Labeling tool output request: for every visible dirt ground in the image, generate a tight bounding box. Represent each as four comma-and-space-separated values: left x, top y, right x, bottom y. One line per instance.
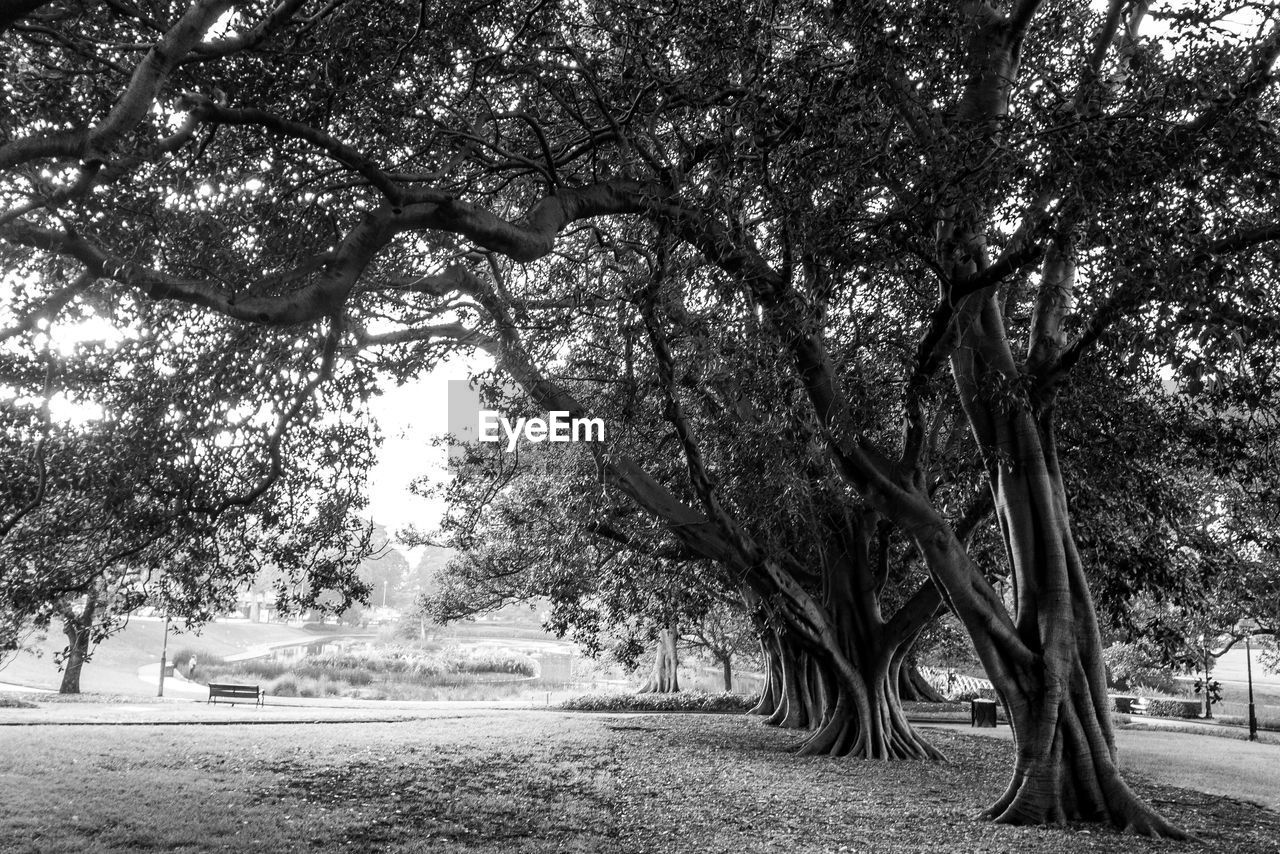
1, 709, 1277, 853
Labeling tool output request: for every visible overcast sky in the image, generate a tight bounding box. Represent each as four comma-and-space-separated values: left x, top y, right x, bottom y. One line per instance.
364, 354, 484, 549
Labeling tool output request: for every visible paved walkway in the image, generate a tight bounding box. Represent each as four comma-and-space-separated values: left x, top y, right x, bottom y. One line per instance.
923, 722, 1280, 812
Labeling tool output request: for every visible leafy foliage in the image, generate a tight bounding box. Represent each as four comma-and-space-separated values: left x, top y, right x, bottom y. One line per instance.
559, 690, 757, 713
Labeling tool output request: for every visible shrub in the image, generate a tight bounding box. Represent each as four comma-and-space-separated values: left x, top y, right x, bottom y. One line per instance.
295, 676, 321, 698
289, 646, 538, 682
269, 674, 299, 697
560, 691, 758, 714
293, 663, 372, 685
454, 650, 538, 677
1137, 695, 1203, 718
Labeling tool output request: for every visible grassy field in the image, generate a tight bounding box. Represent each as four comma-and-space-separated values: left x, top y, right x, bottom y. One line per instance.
0, 619, 337, 694
1, 711, 1277, 853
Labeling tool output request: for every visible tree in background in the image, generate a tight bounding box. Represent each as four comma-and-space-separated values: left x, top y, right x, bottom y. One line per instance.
416, 437, 725, 694
681, 601, 759, 692
356, 522, 411, 611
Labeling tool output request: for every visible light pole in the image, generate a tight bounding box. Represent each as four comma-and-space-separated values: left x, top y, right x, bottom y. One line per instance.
1236, 618, 1259, 742
1197, 633, 1213, 719
157, 614, 171, 697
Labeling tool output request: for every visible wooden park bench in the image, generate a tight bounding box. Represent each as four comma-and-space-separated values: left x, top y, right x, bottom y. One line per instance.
970, 698, 998, 727
1129, 698, 1150, 716
207, 683, 265, 707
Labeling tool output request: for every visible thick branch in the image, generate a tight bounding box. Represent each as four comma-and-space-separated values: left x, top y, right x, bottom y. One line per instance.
185, 0, 309, 60
0, 0, 53, 32
0, 0, 235, 170
181, 95, 428, 204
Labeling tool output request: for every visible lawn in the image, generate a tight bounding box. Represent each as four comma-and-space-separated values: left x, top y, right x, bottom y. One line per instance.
1, 711, 1278, 853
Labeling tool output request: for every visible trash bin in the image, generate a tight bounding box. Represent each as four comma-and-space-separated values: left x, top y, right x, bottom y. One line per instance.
971, 698, 998, 727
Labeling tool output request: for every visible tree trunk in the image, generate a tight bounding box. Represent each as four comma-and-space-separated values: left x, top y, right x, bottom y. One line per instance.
748, 634, 782, 715
796, 653, 941, 759
764, 636, 811, 728
897, 656, 947, 704
59, 623, 91, 694
982, 453, 1182, 833
720, 656, 732, 692
638, 620, 680, 693
58, 583, 102, 695
790, 524, 944, 759
939, 293, 1185, 836
794, 631, 942, 760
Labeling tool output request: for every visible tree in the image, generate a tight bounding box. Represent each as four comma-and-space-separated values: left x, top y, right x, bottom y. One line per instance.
2, 239, 381, 692
682, 602, 759, 692
357, 523, 410, 610
418, 437, 723, 694
0, 381, 377, 691
3, 0, 1280, 835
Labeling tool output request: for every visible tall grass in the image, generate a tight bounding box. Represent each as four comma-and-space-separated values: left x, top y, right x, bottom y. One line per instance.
293, 646, 538, 681
197, 644, 541, 701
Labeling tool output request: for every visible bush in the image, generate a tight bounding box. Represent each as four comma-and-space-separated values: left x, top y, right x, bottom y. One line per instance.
291, 647, 538, 681
454, 650, 538, 677
560, 691, 758, 714
191, 644, 540, 697
269, 674, 299, 697
1137, 695, 1203, 718
293, 663, 372, 685
191, 656, 287, 685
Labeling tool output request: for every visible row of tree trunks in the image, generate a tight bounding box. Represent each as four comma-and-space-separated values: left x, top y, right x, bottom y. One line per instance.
746, 546, 945, 762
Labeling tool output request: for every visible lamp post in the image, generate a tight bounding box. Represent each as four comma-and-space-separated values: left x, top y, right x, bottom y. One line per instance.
157, 614, 171, 697
1197, 633, 1213, 719
1235, 618, 1259, 742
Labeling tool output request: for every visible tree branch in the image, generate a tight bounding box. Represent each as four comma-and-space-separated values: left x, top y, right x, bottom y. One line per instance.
0, 270, 96, 341
0, 0, 236, 170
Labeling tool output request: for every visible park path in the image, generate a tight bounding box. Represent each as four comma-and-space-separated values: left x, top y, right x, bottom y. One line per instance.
924, 722, 1280, 812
